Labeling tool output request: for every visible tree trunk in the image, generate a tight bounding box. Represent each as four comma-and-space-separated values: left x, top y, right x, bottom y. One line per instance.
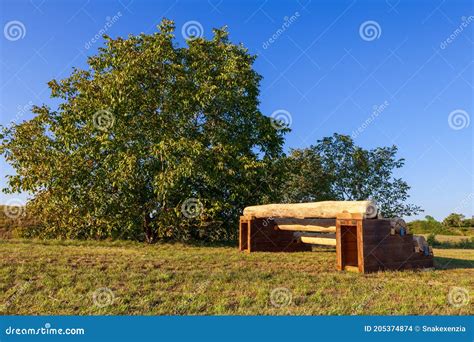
143, 213, 155, 243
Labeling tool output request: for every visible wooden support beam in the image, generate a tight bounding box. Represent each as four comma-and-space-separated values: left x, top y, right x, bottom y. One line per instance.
299, 235, 336, 246
274, 218, 335, 226
273, 218, 336, 233
293, 232, 336, 239
277, 224, 336, 233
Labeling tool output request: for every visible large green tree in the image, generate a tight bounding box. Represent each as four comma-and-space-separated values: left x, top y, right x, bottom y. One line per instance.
0, 19, 286, 242
282, 134, 421, 217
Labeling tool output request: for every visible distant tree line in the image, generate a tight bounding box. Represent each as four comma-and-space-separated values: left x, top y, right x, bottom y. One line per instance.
442, 213, 473, 228
0, 19, 422, 243
408, 214, 473, 236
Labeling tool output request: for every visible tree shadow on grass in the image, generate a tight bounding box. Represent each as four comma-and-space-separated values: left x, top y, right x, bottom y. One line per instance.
434, 256, 474, 270
175, 239, 237, 248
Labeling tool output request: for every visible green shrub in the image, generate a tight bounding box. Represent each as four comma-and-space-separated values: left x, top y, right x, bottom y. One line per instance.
426, 233, 437, 246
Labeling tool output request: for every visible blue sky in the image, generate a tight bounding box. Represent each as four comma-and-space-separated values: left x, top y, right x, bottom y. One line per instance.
0, 0, 472, 220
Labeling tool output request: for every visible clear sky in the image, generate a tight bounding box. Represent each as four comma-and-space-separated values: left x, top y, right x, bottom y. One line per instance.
0, 0, 472, 220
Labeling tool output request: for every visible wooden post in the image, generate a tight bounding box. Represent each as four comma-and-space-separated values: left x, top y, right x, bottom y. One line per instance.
357, 219, 364, 273
239, 216, 249, 252
336, 219, 342, 271
336, 213, 363, 273
247, 216, 253, 253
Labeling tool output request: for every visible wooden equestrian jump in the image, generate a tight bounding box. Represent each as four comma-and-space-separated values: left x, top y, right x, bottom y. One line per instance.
239, 202, 433, 273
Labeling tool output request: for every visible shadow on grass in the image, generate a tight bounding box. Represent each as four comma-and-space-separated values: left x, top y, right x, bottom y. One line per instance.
434, 256, 474, 270
174, 239, 237, 248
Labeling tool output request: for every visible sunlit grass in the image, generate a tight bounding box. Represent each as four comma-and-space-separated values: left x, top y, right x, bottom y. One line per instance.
0, 239, 472, 315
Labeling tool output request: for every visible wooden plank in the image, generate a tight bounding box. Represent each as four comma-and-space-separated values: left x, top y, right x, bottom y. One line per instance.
243, 201, 378, 219
294, 232, 336, 239
299, 236, 337, 246
276, 224, 336, 233
364, 258, 434, 272
364, 245, 419, 261
364, 239, 418, 252
274, 218, 335, 226
361, 233, 413, 244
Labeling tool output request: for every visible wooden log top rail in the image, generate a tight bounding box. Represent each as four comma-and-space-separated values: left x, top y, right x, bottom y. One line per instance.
242, 200, 378, 219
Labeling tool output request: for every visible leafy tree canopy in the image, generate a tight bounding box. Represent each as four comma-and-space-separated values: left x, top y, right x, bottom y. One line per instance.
442, 213, 465, 227
281, 133, 422, 217
0, 19, 286, 242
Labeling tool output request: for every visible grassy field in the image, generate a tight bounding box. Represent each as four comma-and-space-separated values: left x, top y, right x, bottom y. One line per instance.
0, 238, 472, 315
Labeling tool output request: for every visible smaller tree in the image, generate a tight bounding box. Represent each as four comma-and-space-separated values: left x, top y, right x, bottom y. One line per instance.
442, 213, 465, 227
280, 148, 332, 203
281, 133, 422, 217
